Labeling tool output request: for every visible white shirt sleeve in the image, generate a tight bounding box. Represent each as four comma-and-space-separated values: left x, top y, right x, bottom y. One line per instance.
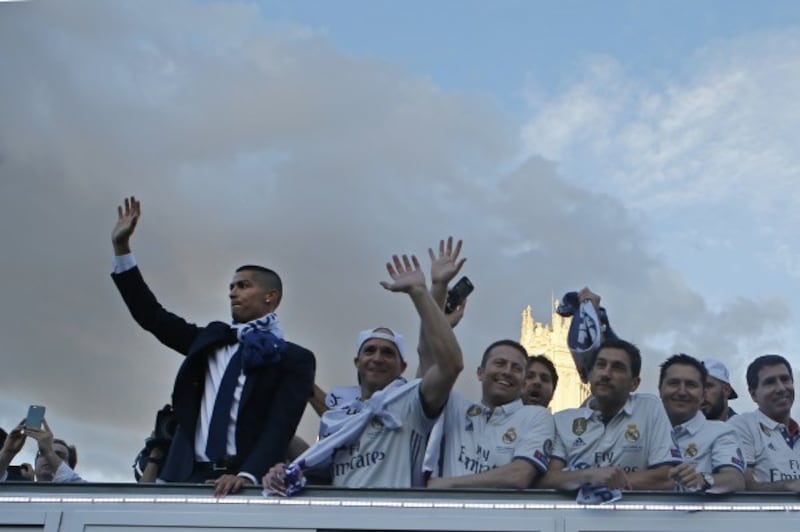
112, 253, 137, 274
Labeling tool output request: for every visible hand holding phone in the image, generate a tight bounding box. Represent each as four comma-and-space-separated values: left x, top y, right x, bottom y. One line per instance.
25, 405, 46, 430
445, 276, 474, 314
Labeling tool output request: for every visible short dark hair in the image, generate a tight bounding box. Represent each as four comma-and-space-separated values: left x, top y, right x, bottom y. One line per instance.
0, 427, 6, 448
236, 265, 283, 305
481, 339, 528, 368
53, 438, 77, 469
589, 338, 642, 378
746, 354, 793, 390
527, 355, 559, 391
659, 353, 708, 387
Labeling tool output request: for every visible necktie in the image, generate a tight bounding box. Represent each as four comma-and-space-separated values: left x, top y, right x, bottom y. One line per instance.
205, 349, 242, 462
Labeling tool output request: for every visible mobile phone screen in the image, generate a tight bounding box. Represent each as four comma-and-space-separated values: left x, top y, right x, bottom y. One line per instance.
25, 405, 45, 429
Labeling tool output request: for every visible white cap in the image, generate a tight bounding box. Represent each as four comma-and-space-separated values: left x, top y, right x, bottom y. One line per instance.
356, 327, 405, 360
703, 358, 738, 399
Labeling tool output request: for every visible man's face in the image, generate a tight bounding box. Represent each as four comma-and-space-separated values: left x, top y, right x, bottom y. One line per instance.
35, 441, 70, 482
750, 363, 795, 423
659, 363, 704, 425
229, 270, 271, 324
701, 375, 728, 420
478, 345, 527, 408
354, 338, 406, 393
522, 361, 555, 407
589, 347, 640, 409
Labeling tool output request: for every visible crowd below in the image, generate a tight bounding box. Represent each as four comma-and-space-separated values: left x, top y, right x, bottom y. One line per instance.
1, 196, 798, 499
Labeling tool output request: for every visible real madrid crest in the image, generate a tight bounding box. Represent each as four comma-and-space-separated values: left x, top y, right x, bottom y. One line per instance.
467, 404, 483, 417
502, 427, 517, 444
624, 423, 640, 442
572, 417, 587, 436
685, 443, 698, 458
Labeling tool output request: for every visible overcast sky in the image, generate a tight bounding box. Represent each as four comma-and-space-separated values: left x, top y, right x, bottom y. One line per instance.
1, 0, 798, 482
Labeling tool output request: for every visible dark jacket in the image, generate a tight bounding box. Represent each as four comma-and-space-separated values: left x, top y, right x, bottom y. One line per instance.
112, 266, 315, 481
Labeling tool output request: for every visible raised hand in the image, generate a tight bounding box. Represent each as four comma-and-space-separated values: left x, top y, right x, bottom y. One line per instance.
1, 422, 26, 455
446, 298, 467, 328
379, 255, 426, 293
428, 237, 466, 286
578, 286, 601, 311
112, 196, 141, 255
25, 418, 55, 455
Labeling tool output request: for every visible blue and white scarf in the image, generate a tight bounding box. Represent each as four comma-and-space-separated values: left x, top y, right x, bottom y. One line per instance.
567, 301, 616, 383
278, 378, 419, 496
233, 313, 286, 373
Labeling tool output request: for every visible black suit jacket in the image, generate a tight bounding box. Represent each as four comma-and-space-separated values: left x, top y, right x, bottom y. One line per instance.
112, 266, 315, 481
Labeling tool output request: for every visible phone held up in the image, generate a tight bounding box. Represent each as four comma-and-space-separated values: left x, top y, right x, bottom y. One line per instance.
25, 405, 46, 430
445, 276, 474, 314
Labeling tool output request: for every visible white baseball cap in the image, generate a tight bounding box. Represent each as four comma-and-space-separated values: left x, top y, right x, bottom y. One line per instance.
356, 327, 405, 360
703, 358, 738, 399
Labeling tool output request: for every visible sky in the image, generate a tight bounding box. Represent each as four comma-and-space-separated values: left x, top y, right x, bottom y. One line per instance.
0, 0, 798, 482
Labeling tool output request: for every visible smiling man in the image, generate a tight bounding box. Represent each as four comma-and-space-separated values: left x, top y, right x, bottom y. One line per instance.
264, 253, 463, 493
424, 340, 554, 489
729, 354, 800, 491
658, 354, 744, 493
540, 339, 680, 491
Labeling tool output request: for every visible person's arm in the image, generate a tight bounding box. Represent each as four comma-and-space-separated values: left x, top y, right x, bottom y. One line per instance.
627, 464, 674, 490
110, 197, 201, 354
429, 459, 537, 489
742, 467, 800, 492
0, 423, 26, 482
416, 238, 465, 378
138, 446, 165, 483
24, 419, 63, 472
380, 255, 463, 417
538, 457, 631, 491
286, 436, 310, 463
638, 396, 682, 490
308, 384, 330, 417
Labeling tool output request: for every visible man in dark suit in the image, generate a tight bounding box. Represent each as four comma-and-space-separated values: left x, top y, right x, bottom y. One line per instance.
111, 196, 315, 496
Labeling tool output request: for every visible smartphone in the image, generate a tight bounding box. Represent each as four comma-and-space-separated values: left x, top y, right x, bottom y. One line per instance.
25, 405, 45, 430
445, 276, 474, 314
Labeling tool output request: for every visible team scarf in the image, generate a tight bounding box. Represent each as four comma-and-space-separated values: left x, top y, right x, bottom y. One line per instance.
233, 313, 286, 373
276, 378, 420, 496
567, 301, 616, 383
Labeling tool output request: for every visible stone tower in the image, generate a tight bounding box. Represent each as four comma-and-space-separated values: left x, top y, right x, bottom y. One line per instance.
519, 302, 590, 413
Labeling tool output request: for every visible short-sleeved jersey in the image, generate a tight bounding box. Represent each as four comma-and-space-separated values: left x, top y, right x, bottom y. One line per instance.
728, 410, 800, 483
325, 386, 360, 409
552, 393, 681, 473
671, 411, 744, 474
433, 394, 554, 478
327, 381, 435, 488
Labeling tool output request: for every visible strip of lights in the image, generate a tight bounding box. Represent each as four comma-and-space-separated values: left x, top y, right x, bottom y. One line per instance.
1, 495, 799, 512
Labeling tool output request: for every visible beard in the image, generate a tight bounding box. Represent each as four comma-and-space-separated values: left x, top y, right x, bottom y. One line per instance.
702, 395, 726, 420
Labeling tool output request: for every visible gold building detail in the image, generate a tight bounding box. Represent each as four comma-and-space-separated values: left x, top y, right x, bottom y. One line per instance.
519, 303, 590, 413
